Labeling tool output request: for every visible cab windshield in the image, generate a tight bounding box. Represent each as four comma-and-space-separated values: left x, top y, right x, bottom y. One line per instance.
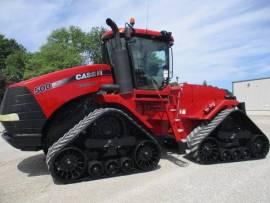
127, 37, 169, 90
105, 37, 170, 90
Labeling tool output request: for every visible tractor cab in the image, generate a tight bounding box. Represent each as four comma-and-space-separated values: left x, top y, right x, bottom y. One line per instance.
101, 18, 174, 93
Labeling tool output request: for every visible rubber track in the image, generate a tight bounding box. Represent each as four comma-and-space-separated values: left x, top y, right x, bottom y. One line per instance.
46, 107, 160, 172
186, 108, 234, 162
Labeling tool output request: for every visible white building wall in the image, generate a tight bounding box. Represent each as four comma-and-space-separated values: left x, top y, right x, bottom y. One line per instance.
233, 78, 270, 115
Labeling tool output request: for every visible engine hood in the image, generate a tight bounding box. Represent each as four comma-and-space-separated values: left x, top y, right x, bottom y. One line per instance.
6, 64, 113, 118
10, 64, 112, 88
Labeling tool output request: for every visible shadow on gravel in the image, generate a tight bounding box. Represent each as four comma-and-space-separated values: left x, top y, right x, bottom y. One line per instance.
17, 153, 49, 176
162, 151, 189, 167
15, 148, 189, 182
161, 143, 189, 167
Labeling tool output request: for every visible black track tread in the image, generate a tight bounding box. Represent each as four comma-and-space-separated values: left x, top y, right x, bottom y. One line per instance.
46, 107, 161, 182
186, 109, 269, 163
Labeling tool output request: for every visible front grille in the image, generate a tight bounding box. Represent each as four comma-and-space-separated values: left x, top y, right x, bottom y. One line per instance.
0, 87, 46, 134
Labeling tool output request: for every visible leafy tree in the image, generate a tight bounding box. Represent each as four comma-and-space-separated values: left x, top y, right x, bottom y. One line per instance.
24, 26, 106, 79
45, 26, 106, 64
47, 26, 88, 53
0, 34, 26, 101
4, 51, 26, 82
24, 43, 82, 78
86, 27, 106, 64
0, 34, 25, 73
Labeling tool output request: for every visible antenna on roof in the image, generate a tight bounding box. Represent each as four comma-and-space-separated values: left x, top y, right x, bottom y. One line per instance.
146, 0, 149, 30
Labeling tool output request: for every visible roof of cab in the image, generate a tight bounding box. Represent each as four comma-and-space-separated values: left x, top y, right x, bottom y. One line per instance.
101, 28, 174, 43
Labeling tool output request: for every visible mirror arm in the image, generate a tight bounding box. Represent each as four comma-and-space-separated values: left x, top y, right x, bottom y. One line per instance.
170, 47, 174, 80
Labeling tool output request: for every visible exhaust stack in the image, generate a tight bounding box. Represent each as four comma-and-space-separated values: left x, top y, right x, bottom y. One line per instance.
106, 18, 133, 94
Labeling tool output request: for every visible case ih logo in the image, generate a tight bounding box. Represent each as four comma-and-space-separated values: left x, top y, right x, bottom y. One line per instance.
75, 70, 103, 81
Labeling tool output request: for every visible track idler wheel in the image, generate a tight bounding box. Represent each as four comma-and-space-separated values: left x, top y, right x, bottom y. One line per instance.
120, 157, 134, 173
51, 147, 87, 183
134, 140, 160, 171
250, 135, 270, 159
88, 161, 104, 179
104, 160, 120, 176
197, 138, 220, 164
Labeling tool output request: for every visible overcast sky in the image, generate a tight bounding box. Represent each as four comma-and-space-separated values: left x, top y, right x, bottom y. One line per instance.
1, 0, 270, 89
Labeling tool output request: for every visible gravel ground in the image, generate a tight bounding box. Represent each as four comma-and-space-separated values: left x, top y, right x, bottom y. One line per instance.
0, 115, 270, 203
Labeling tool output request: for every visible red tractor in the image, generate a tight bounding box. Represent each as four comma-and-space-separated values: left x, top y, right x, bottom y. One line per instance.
0, 18, 269, 183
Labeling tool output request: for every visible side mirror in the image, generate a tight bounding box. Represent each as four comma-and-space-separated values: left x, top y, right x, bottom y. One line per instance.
163, 69, 169, 79
125, 23, 135, 39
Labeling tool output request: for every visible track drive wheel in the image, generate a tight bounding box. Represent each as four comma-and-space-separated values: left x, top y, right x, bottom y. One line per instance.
50, 147, 87, 183
134, 140, 160, 171
250, 135, 269, 159
197, 138, 220, 164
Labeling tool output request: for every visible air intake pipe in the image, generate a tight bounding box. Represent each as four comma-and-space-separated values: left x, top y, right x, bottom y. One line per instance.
106, 18, 133, 94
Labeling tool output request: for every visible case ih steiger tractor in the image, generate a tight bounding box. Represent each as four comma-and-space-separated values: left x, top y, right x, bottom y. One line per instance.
0, 18, 269, 183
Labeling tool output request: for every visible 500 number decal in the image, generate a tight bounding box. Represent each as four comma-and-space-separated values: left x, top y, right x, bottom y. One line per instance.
34, 83, 52, 94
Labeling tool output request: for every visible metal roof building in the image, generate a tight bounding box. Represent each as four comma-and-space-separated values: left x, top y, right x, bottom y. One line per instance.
232, 77, 270, 115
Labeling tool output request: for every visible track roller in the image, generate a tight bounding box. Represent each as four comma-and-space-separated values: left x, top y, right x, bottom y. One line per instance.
88, 161, 104, 179
231, 149, 241, 161
104, 160, 120, 176
134, 140, 160, 171
50, 147, 87, 183
240, 147, 251, 160
120, 157, 134, 173
220, 149, 231, 161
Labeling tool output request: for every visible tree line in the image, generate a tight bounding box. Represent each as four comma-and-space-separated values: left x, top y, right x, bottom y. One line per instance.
0, 26, 105, 102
